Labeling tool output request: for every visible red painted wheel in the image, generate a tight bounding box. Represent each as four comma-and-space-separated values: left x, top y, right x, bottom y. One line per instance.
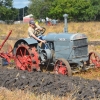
54, 58, 72, 76
88, 52, 100, 68
15, 43, 40, 71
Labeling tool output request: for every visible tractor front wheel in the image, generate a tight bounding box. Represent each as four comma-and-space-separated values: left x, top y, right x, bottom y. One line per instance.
87, 52, 100, 68
54, 58, 72, 76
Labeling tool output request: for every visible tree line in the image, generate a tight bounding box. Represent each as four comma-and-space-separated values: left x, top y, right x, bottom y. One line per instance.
28, 0, 100, 21
0, 0, 17, 21
0, 0, 28, 22
0, 0, 100, 22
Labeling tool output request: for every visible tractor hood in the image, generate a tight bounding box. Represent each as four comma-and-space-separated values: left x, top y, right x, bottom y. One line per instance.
45, 32, 87, 41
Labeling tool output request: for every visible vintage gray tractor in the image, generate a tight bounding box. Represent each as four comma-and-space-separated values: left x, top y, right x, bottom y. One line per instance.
12, 14, 100, 76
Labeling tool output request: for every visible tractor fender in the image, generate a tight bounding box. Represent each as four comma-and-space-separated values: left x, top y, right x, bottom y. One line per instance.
14, 37, 38, 48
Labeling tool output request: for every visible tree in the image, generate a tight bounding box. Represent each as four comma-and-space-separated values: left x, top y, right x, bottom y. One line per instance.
28, 0, 100, 21
0, 0, 18, 21
28, 0, 52, 19
17, 7, 28, 20
49, 0, 98, 21
0, 0, 13, 7
90, 0, 100, 20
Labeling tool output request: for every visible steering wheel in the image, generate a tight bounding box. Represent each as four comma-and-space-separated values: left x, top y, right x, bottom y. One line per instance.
35, 27, 46, 37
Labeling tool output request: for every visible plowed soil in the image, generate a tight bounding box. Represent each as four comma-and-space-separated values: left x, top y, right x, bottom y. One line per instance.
0, 66, 100, 100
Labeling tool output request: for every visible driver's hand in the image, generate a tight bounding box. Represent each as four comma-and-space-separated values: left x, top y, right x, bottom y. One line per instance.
40, 27, 43, 31
41, 40, 46, 43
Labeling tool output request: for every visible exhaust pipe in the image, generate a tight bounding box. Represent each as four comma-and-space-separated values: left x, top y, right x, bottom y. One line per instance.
63, 14, 68, 33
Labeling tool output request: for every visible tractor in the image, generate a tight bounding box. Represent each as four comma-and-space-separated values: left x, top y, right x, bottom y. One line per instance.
0, 14, 100, 76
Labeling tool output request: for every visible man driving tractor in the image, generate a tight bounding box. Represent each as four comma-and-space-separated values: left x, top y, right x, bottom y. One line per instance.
28, 20, 46, 43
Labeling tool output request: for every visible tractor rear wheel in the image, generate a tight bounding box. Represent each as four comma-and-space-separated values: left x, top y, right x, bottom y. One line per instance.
14, 43, 40, 71
54, 58, 72, 76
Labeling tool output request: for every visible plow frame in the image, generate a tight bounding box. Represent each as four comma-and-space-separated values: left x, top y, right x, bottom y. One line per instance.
0, 30, 15, 65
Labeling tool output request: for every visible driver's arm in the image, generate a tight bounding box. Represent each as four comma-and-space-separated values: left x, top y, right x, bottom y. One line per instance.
31, 33, 44, 42
29, 30, 45, 43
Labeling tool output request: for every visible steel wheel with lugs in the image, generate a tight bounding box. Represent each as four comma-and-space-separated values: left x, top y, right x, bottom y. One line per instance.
54, 58, 72, 76
88, 52, 100, 68
14, 42, 40, 71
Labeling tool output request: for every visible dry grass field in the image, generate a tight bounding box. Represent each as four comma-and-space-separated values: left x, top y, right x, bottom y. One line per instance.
1, 21, 100, 39
1, 21, 100, 47
0, 22, 100, 100
0, 87, 74, 100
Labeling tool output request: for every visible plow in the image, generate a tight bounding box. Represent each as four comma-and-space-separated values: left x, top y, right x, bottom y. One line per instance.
0, 14, 100, 76
0, 30, 15, 65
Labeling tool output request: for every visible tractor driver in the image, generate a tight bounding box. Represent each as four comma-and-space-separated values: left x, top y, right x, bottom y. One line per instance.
28, 20, 46, 43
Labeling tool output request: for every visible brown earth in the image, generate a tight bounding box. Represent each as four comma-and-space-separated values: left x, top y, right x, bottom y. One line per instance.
0, 66, 100, 100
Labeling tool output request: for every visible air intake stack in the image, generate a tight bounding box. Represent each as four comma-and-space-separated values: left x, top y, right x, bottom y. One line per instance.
63, 14, 68, 33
